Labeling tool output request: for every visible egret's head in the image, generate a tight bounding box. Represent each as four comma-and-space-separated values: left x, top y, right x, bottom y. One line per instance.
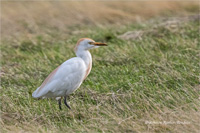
74, 38, 107, 52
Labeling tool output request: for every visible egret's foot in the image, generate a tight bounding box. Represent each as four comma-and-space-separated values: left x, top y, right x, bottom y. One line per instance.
64, 96, 71, 109
58, 99, 62, 110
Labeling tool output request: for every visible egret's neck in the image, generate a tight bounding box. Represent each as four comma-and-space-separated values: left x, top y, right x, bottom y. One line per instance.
75, 50, 92, 67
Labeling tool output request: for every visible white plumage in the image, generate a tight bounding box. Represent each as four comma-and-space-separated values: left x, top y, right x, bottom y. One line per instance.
32, 57, 86, 98
32, 38, 107, 109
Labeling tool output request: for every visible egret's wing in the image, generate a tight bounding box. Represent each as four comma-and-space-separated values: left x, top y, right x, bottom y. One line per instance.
32, 57, 85, 98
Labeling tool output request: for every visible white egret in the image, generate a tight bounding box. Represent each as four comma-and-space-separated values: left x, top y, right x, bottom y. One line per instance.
32, 38, 107, 110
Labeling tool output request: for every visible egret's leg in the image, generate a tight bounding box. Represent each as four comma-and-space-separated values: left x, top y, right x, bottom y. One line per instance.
58, 98, 62, 110
64, 96, 71, 109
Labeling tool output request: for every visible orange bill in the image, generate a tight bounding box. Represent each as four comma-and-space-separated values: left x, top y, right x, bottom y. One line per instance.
91, 42, 107, 46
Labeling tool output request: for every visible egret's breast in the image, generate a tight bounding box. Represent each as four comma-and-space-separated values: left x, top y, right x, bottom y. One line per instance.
83, 60, 92, 80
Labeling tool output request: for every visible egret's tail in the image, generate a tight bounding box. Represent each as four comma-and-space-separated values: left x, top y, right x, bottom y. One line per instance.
32, 87, 41, 98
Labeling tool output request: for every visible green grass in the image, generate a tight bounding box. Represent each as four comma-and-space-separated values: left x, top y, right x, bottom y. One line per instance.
1, 18, 200, 132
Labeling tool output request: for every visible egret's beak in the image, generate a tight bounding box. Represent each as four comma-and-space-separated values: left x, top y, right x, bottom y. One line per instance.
91, 42, 107, 46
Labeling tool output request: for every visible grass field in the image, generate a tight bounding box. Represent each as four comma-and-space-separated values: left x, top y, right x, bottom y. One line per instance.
1, 1, 200, 133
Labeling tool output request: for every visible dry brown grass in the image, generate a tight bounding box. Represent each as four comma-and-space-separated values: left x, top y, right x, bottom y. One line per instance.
2, 95, 200, 132
1, 1, 198, 39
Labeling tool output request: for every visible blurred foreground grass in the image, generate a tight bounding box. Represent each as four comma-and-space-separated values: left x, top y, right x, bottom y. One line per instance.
1, 14, 200, 132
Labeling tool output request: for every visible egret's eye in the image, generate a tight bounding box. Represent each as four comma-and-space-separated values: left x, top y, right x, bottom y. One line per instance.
89, 42, 94, 45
